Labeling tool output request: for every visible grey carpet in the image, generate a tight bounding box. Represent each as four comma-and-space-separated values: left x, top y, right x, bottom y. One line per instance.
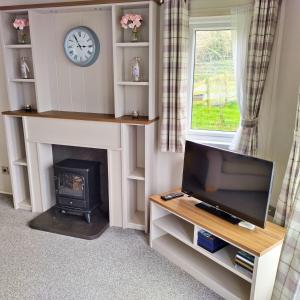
0, 194, 222, 300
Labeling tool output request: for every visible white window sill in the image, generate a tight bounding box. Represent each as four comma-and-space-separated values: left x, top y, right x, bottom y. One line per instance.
186, 130, 235, 149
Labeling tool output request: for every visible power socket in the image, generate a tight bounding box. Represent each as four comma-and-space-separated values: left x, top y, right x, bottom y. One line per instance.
1, 166, 9, 175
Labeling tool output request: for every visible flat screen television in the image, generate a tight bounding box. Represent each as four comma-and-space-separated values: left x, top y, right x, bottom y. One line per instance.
182, 141, 274, 228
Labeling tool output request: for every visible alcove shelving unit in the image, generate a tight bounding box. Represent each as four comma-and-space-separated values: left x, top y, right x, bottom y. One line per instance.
1, 11, 36, 111
122, 124, 146, 230
3, 116, 31, 210
121, 121, 156, 232
0, 1, 159, 230
1, 10, 36, 211
112, 1, 158, 120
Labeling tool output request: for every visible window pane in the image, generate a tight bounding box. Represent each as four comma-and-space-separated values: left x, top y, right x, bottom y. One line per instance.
191, 30, 239, 132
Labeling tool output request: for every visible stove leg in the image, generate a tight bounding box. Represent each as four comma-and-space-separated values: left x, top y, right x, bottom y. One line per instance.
84, 213, 91, 224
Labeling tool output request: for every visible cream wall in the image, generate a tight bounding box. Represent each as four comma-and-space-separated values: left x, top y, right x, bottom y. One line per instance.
267, 0, 300, 206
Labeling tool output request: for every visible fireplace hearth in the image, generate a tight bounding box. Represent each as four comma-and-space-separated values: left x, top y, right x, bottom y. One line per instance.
54, 159, 101, 223
29, 146, 109, 240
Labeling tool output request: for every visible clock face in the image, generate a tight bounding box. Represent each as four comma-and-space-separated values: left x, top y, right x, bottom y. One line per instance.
64, 26, 100, 67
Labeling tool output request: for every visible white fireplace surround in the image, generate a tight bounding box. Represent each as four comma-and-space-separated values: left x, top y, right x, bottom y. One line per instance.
22, 116, 124, 227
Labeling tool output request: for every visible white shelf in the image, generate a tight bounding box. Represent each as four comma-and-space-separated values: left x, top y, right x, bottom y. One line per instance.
154, 214, 194, 244
18, 199, 31, 211
152, 235, 251, 300
5, 44, 32, 49
153, 214, 252, 283
128, 167, 145, 180
10, 78, 35, 83
13, 157, 27, 166
128, 210, 145, 230
117, 81, 149, 86
116, 42, 149, 47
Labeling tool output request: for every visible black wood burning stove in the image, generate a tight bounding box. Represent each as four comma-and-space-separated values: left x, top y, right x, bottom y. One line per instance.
54, 159, 100, 223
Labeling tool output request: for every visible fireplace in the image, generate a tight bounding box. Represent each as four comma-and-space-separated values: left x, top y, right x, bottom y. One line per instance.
54, 159, 101, 223
29, 146, 110, 239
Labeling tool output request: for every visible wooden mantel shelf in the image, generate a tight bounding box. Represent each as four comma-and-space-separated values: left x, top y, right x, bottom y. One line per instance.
2, 110, 158, 125
150, 193, 286, 257
0, 0, 160, 11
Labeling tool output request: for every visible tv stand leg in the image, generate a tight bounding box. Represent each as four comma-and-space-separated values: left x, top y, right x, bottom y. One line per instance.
250, 243, 282, 299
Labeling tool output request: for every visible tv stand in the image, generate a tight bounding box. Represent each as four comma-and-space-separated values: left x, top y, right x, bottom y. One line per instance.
149, 193, 286, 300
195, 202, 241, 224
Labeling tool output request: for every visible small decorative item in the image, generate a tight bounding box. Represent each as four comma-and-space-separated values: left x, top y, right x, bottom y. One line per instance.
131, 57, 142, 82
20, 57, 31, 79
13, 16, 30, 44
120, 14, 143, 42
132, 110, 139, 119
24, 104, 32, 112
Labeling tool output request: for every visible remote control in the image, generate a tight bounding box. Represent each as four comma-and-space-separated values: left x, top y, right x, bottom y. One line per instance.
238, 221, 256, 230
161, 192, 184, 201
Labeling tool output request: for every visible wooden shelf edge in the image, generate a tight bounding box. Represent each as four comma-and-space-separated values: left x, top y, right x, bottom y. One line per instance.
10, 79, 35, 83
5, 44, 32, 49
2, 110, 159, 125
117, 81, 149, 86
116, 42, 149, 47
0, 0, 161, 11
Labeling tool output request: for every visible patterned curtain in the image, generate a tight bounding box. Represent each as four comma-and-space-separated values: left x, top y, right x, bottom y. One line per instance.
160, 0, 189, 153
232, 0, 280, 156
272, 92, 300, 300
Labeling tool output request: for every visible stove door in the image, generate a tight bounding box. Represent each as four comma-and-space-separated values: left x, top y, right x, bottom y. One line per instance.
55, 172, 85, 199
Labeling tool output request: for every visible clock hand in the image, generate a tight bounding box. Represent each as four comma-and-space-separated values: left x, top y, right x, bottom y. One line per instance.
73, 35, 82, 49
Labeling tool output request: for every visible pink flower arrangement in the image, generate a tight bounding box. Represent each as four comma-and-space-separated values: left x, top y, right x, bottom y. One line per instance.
13, 18, 29, 30
120, 14, 143, 31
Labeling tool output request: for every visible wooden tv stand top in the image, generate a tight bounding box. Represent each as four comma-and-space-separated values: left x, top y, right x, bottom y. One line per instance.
149, 193, 286, 257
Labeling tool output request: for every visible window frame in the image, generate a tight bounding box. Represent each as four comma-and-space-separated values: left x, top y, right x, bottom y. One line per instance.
186, 16, 237, 147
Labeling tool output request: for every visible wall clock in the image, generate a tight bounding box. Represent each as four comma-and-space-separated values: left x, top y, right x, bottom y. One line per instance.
64, 26, 100, 67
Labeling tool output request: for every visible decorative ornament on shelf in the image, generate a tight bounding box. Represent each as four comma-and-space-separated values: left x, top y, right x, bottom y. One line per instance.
131, 57, 142, 82
120, 14, 143, 42
20, 57, 32, 79
13, 16, 30, 44
24, 104, 32, 112
132, 110, 139, 119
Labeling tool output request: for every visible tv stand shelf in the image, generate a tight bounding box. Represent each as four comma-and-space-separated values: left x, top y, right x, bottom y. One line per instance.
149, 194, 286, 300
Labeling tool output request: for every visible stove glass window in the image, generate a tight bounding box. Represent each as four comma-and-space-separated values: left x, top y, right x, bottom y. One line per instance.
58, 172, 85, 198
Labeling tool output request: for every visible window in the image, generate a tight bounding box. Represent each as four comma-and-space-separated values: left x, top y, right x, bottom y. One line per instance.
187, 17, 239, 146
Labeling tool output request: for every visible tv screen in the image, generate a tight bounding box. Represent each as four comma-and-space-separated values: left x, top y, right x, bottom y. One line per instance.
182, 141, 274, 228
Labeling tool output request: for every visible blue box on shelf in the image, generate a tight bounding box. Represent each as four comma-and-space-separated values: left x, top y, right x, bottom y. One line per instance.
197, 229, 228, 253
